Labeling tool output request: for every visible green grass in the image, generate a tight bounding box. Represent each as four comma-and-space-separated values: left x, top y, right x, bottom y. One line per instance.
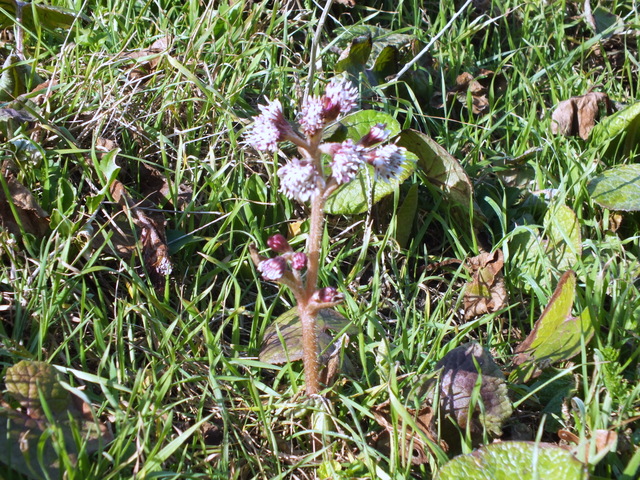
0, 0, 639, 478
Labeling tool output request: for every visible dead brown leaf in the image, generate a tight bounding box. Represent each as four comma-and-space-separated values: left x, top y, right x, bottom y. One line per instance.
372, 400, 446, 465
109, 179, 172, 290
432, 69, 507, 115
0, 171, 49, 237
139, 162, 192, 210
550, 92, 613, 140
124, 36, 171, 80
463, 249, 508, 320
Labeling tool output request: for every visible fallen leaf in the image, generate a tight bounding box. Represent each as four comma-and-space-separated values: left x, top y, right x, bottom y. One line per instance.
432, 69, 506, 115
426, 342, 512, 446
109, 179, 173, 289
0, 171, 49, 237
372, 400, 444, 465
511, 271, 594, 382
124, 36, 171, 80
463, 249, 508, 320
0, 360, 112, 479
139, 162, 192, 211
550, 92, 612, 140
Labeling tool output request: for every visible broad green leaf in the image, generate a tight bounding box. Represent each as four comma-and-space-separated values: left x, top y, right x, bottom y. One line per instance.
0, 360, 111, 479
260, 308, 354, 365
0, 54, 41, 101
428, 343, 512, 438
588, 164, 640, 211
592, 7, 623, 36
324, 110, 410, 215
0, 0, 90, 30
436, 441, 588, 480
511, 271, 594, 382
395, 183, 418, 249
370, 45, 399, 83
335, 35, 372, 76
396, 129, 472, 209
325, 153, 417, 215
5, 360, 70, 414
590, 101, 640, 161
336, 109, 401, 140
544, 204, 582, 270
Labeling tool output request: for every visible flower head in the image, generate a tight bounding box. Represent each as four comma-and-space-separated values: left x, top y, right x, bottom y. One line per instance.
323, 78, 358, 121
300, 96, 325, 136
245, 98, 296, 152
367, 144, 406, 182
330, 139, 365, 184
291, 252, 308, 271
359, 123, 391, 147
257, 256, 287, 281
278, 158, 322, 202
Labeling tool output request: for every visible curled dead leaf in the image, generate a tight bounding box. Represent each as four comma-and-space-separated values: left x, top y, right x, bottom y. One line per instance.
432, 69, 507, 115
550, 92, 613, 140
463, 249, 508, 320
0, 172, 49, 237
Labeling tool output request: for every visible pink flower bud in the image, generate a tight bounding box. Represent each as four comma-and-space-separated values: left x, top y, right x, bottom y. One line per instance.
257, 256, 287, 281
267, 234, 291, 253
291, 252, 308, 270
312, 286, 343, 303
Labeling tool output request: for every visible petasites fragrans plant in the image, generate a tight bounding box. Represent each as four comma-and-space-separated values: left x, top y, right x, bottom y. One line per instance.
245, 78, 406, 395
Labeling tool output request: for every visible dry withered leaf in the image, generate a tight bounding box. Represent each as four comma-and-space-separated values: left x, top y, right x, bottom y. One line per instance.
559, 428, 618, 463
372, 400, 445, 465
432, 69, 507, 115
334, 0, 355, 6
139, 162, 192, 210
109, 179, 173, 289
124, 36, 171, 80
463, 249, 508, 320
0, 172, 49, 237
550, 92, 613, 140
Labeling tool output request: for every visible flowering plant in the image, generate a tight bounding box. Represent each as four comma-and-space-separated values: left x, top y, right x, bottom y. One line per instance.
246, 78, 407, 395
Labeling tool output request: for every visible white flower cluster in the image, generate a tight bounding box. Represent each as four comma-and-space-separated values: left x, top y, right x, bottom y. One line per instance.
245, 79, 406, 203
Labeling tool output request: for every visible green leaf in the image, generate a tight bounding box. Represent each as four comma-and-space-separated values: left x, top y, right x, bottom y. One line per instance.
544, 204, 582, 270
335, 35, 372, 76
590, 101, 640, 161
370, 45, 399, 83
5, 360, 70, 414
395, 183, 418, 249
325, 153, 416, 215
336, 109, 401, 140
511, 271, 594, 382
429, 342, 512, 438
0, 361, 111, 479
324, 110, 412, 215
259, 308, 354, 365
0, 54, 41, 102
396, 129, 473, 209
436, 441, 588, 480
587, 164, 640, 211
0, 0, 90, 30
